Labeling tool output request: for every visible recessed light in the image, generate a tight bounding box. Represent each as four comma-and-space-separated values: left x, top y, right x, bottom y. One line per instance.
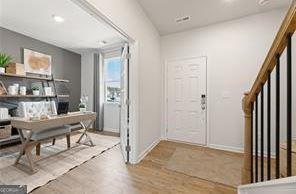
52, 15, 64, 23
258, 0, 270, 6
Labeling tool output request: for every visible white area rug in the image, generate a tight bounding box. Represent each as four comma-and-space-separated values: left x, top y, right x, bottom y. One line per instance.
0, 132, 120, 193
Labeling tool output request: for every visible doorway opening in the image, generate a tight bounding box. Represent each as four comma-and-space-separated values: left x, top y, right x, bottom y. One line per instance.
93, 44, 131, 162
73, 0, 137, 164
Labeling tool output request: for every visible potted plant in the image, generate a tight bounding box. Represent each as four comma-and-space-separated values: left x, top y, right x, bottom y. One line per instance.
0, 53, 12, 73
32, 86, 40, 96
79, 102, 86, 112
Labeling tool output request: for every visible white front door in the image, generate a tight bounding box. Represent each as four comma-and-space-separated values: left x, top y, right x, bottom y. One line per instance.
119, 43, 130, 163
167, 57, 207, 145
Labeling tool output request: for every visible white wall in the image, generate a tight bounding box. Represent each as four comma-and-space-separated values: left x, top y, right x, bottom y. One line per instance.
81, 51, 95, 111
84, 0, 162, 162
161, 9, 287, 152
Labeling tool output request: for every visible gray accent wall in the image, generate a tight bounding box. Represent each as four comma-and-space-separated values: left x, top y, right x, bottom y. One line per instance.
0, 27, 81, 111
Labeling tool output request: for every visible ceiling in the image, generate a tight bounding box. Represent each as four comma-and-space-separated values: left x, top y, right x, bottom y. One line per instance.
136, 0, 291, 35
0, 0, 125, 53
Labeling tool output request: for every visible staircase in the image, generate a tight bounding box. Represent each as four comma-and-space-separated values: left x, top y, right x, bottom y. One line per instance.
242, 0, 296, 185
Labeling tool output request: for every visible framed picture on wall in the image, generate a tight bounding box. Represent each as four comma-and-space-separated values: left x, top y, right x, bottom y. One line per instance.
23, 49, 52, 75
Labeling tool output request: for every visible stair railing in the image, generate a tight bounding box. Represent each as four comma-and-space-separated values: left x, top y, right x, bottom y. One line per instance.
242, 0, 296, 184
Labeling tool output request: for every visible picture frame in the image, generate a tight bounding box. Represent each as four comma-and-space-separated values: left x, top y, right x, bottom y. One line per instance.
23, 48, 52, 75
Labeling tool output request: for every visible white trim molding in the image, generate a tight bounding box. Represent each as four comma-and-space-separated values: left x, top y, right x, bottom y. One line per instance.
135, 138, 161, 164
208, 143, 244, 154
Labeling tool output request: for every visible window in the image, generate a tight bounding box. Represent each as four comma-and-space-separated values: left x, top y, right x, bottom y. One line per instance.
104, 57, 121, 103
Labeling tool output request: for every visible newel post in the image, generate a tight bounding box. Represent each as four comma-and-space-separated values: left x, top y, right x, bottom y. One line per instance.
242, 92, 252, 184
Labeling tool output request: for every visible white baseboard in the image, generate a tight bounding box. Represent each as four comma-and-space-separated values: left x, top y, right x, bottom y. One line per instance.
208, 143, 244, 154
103, 128, 119, 133
136, 138, 161, 163
209, 144, 277, 158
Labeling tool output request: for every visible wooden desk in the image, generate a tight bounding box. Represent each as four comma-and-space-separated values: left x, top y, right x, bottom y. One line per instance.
11, 111, 96, 172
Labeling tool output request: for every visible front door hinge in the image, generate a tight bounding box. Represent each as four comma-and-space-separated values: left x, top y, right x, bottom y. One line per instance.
126, 99, 131, 106
126, 53, 131, 59
126, 145, 131, 152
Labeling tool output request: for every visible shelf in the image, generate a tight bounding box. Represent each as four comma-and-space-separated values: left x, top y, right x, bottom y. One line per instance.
0, 73, 52, 81
57, 94, 70, 98
0, 135, 20, 146
0, 119, 11, 125
0, 119, 11, 122
0, 73, 70, 83
54, 78, 70, 83
0, 95, 56, 98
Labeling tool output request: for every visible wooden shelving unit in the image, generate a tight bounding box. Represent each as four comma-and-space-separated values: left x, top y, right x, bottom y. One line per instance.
0, 72, 70, 146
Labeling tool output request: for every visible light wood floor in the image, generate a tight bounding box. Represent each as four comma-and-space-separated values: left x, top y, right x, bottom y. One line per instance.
32, 140, 237, 194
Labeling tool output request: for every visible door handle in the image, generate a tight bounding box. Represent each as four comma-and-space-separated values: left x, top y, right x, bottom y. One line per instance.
201, 94, 206, 110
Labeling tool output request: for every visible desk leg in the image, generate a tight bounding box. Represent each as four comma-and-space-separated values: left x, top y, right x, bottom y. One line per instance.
77, 121, 95, 146
15, 129, 31, 164
36, 143, 41, 156
15, 129, 36, 172
66, 134, 71, 149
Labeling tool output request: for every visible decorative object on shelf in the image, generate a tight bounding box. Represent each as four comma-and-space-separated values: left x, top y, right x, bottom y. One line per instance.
8, 85, 18, 95
0, 53, 12, 73
0, 108, 10, 120
32, 85, 40, 96
44, 86, 53, 96
19, 86, 27, 95
6, 62, 25, 75
0, 125, 11, 139
79, 102, 86, 112
79, 94, 88, 112
18, 101, 57, 120
24, 49, 52, 75
0, 81, 7, 95
13, 83, 19, 93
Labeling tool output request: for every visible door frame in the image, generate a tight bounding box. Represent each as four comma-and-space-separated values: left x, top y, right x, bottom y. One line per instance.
72, 0, 139, 164
164, 56, 209, 146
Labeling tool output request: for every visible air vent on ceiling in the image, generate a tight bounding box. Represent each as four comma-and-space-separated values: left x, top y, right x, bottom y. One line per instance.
175, 16, 191, 24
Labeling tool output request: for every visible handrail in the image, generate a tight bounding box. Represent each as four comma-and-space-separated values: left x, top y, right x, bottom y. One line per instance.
245, 0, 296, 106
242, 0, 296, 184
